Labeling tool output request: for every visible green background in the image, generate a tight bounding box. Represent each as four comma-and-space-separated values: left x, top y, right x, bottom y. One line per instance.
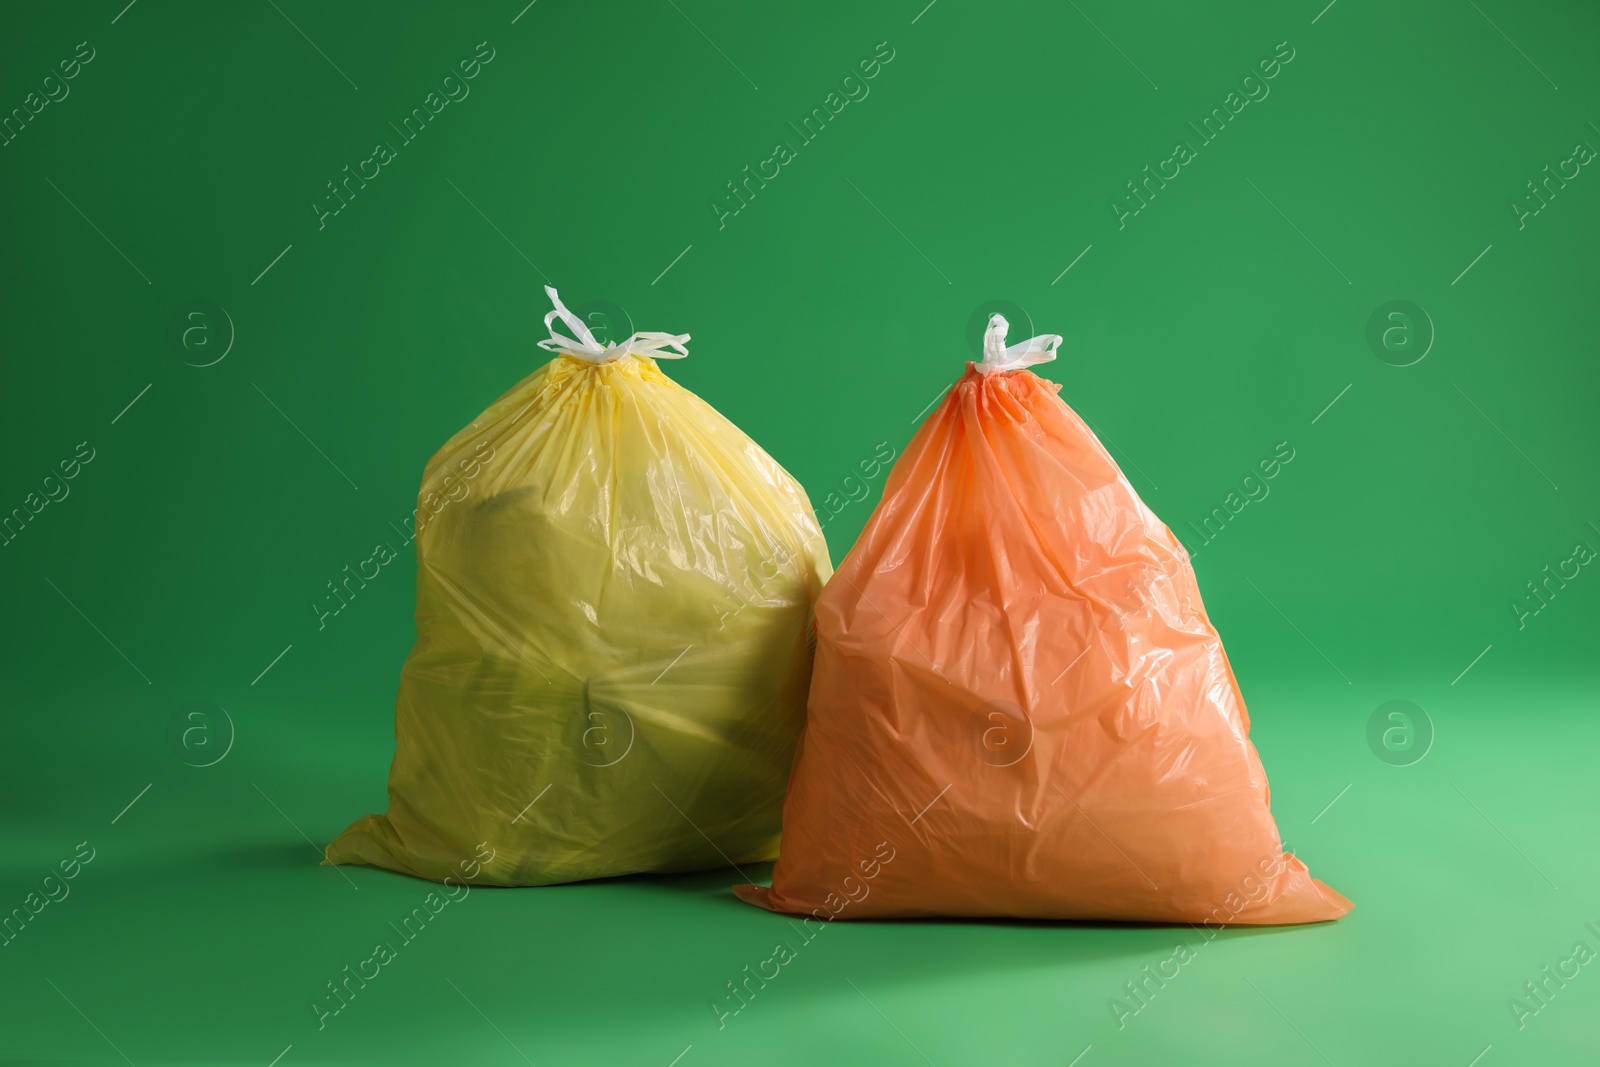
3, 0, 1598, 1063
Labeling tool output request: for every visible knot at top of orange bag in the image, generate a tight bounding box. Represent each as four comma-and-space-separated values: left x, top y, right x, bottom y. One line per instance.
976, 312, 1063, 375
535, 285, 690, 365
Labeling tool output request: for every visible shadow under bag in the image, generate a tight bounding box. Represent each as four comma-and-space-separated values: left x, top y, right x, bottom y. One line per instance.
327, 288, 832, 886
736, 315, 1351, 924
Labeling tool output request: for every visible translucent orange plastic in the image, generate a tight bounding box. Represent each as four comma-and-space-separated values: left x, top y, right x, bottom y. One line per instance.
735, 364, 1351, 924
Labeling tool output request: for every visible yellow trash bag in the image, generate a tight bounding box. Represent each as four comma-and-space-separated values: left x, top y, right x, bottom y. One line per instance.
325, 287, 832, 885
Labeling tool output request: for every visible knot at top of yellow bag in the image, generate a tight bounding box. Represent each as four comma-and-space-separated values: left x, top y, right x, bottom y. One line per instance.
536, 285, 690, 366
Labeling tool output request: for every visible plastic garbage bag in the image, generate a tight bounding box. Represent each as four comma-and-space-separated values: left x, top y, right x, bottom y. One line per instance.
326, 288, 832, 886
735, 314, 1350, 924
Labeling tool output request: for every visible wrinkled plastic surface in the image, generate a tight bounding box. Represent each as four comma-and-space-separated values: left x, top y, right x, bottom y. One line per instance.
327, 353, 832, 885
736, 365, 1350, 924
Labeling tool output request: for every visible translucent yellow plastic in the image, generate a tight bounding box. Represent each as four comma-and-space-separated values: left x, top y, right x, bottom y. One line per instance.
326, 353, 832, 885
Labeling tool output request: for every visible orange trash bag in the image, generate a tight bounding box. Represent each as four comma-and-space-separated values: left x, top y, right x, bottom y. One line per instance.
735, 315, 1351, 924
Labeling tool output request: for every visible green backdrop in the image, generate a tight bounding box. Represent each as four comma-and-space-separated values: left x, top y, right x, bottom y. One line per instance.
3, 0, 1597, 1063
